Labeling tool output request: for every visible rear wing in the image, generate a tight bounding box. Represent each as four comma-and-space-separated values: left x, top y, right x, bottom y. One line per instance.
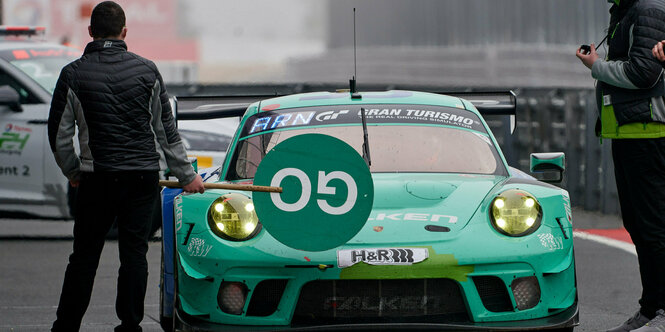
443, 91, 517, 134
171, 95, 274, 122
441, 91, 516, 116
171, 91, 517, 132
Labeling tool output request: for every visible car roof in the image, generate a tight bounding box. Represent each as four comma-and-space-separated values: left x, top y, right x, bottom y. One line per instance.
248, 90, 477, 116
0, 40, 68, 51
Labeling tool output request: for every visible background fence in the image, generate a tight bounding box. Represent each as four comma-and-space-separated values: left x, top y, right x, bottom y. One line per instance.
167, 84, 618, 214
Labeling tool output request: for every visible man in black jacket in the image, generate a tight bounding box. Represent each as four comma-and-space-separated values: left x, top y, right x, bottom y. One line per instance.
577, 0, 665, 331
48, 2, 205, 331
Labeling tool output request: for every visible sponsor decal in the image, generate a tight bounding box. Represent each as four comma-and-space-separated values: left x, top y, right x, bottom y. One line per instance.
240, 104, 486, 138
0, 124, 32, 156
337, 248, 428, 268
12, 50, 29, 60
0, 165, 29, 177
324, 295, 443, 311
368, 213, 457, 223
561, 190, 572, 224
373, 226, 384, 232
315, 110, 349, 121
388, 109, 476, 128
174, 195, 183, 231
603, 94, 611, 106
187, 237, 213, 257
248, 111, 315, 134
5, 124, 32, 133
356, 107, 480, 129
253, 134, 374, 251
538, 233, 564, 251
8, 49, 79, 60
30, 49, 78, 57
339, 246, 473, 281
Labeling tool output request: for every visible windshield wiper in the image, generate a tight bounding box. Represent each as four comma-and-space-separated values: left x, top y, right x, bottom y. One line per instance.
360, 107, 371, 167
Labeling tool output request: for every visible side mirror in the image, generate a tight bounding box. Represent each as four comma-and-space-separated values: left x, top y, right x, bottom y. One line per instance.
530, 152, 565, 183
0, 86, 22, 112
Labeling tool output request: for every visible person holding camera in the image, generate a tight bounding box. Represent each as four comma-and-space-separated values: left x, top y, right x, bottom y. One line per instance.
576, 0, 665, 331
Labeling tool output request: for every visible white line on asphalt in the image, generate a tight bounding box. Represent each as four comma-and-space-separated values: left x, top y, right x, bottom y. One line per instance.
0, 304, 158, 310
0, 322, 160, 328
573, 230, 637, 256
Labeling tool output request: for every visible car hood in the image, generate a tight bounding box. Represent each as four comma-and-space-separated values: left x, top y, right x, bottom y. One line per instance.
346, 173, 504, 245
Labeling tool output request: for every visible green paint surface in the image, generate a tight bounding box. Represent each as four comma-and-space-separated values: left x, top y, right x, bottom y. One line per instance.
253, 133, 374, 251
340, 247, 473, 282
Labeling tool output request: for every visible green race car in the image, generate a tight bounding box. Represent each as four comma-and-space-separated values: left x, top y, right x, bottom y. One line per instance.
160, 90, 577, 331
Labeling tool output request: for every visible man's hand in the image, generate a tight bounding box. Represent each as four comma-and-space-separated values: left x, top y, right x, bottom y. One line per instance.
182, 175, 205, 194
576, 43, 599, 70
69, 179, 79, 187
653, 41, 665, 62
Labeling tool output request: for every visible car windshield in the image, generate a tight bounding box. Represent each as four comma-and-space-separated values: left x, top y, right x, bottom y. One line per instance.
3, 47, 79, 93
226, 105, 506, 180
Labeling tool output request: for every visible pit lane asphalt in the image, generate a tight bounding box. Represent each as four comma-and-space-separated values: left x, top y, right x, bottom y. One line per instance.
0, 208, 639, 331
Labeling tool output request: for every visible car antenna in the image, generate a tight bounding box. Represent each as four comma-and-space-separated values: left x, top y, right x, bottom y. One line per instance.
350, 8, 361, 99
349, 8, 371, 167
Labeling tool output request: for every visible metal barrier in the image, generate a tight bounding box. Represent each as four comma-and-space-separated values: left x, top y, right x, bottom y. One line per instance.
491, 88, 618, 215
167, 84, 618, 214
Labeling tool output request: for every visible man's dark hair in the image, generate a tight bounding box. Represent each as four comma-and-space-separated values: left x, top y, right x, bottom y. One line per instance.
90, 1, 125, 39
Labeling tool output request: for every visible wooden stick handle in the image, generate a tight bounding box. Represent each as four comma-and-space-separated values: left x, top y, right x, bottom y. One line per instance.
159, 180, 282, 193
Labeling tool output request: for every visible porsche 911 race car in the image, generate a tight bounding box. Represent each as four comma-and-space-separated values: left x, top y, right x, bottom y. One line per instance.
159, 90, 577, 331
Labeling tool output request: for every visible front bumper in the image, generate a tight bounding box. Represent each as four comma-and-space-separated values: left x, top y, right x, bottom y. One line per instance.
175, 301, 578, 331
173, 186, 577, 330
173, 236, 577, 330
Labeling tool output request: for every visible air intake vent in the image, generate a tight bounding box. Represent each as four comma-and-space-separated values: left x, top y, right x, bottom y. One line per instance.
473, 276, 514, 312
293, 279, 469, 325
246, 279, 288, 317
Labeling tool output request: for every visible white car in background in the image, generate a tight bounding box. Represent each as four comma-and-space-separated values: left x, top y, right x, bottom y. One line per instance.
0, 27, 237, 219
177, 118, 236, 170
0, 27, 79, 218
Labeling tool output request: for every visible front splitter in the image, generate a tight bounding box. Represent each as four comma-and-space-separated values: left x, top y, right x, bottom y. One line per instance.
175, 301, 578, 332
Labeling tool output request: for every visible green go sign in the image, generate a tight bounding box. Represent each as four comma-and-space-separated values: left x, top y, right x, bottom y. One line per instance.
253, 134, 374, 251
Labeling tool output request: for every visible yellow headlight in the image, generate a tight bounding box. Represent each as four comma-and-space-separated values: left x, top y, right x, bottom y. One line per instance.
490, 189, 542, 237
208, 193, 260, 241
